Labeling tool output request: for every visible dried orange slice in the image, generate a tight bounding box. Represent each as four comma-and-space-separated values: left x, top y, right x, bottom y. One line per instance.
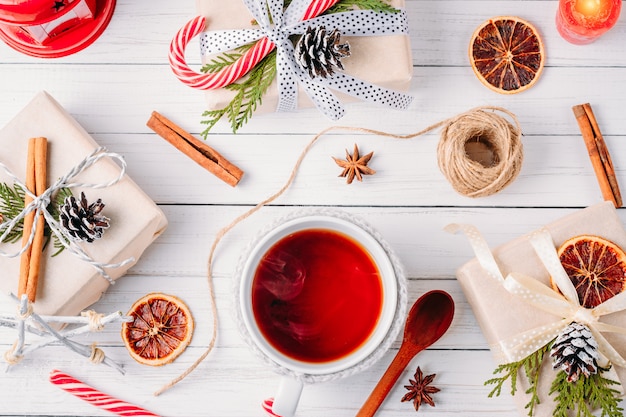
554, 235, 626, 308
469, 16, 544, 94
122, 293, 194, 366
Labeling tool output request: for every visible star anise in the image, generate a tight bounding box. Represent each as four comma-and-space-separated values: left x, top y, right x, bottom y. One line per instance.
401, 367, 440, 412
332, 144, 375, 184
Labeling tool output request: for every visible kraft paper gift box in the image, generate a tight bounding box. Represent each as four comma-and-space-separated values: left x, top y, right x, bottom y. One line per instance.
196, 0, 413, 113
0, 91, 167, 317
455, 202, 626, 417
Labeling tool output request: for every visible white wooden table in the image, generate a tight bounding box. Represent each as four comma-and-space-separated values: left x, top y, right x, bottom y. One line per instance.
0, 1, 625, 416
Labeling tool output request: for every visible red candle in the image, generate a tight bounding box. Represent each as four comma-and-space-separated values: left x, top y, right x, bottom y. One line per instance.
556, 0, 621, 44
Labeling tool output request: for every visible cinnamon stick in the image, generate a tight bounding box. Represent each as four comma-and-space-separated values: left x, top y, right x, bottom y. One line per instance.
17, 137, 48, 302
17, 138, 37, 299
147, 111, 244, 187
572, 103, 622, 208
26, 137, 47, 302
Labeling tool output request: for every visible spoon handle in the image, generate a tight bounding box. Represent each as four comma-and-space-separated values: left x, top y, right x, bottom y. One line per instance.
355, 345, 417, 417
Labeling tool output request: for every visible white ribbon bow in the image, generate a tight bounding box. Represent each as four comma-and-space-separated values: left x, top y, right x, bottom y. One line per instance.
0, 147, 134, 284
448, 224, 626, 368
200, 0, 413, 119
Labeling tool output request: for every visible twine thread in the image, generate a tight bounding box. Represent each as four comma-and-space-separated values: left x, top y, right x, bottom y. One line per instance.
0, 147, 135, 284
437, 107, 523, 197
89, 343, 105, 364
155, 105, 523, 395
4, 341, 22, 365
81, 310, 105, 332
16, 301, 33, 320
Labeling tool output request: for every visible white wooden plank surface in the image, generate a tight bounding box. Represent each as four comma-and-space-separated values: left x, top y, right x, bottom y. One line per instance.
0, 0, 624, 416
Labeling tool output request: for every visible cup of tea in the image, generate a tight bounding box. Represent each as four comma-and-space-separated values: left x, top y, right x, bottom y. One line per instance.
235, 209, 406, 417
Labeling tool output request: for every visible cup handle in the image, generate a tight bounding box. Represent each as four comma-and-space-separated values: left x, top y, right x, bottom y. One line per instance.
271, 377, 304, 417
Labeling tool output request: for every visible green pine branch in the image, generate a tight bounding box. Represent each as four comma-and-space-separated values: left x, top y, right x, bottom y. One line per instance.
550, 366, 623, 417
200, 49, 277, 136
486, 340, 624, 417
0, 183, 25, 243
327, 0, 399, 14
48, 187, 73, 257
485, 342, 552, 416
198, 0, 399, 134
0, 183, 72, 256
200, 43, 255, 74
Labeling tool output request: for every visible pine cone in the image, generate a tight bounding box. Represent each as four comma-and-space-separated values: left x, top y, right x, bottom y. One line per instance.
295, 26, 350, 79
550, 322, 600, 382
59, 192, 110, 243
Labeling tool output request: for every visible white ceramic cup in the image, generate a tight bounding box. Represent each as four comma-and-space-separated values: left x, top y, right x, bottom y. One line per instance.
238, 212, 400, 417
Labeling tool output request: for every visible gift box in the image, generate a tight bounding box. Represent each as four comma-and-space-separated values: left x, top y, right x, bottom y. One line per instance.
455, 202, 626, 417
0, 91, 167, 317
195, 0, 413, 115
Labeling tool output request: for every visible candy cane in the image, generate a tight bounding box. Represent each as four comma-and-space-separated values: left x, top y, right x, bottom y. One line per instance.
49, 370, 160, 417
262, 397, 281, 417
168, 16, 275, 90
169, 0, 342, 90
302, 0, 341, 20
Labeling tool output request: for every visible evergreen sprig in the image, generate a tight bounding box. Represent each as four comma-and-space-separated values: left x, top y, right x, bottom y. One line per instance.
201, 49, 277, 136
0, 183, 25, 243
0, 183, 73, 256
550, 366, 623, 417
326, 0, 399, 14
199, 0, 399, 134
200, 43, 255, 74
48, 187, 73, 257
485, 342, 552, 416
486, 340, 624, 417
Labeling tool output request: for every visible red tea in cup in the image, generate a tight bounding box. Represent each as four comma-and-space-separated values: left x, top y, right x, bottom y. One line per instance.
238, 212, 404, 417
251, 228, 383, 363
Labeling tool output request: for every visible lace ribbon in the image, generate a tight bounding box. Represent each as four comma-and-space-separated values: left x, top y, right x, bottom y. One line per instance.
0, 147, 134, 284
198, 0, 413, 119
448, 224, 626, 368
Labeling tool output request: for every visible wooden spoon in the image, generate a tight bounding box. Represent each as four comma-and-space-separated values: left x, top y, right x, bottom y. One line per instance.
356, 290, 455, 417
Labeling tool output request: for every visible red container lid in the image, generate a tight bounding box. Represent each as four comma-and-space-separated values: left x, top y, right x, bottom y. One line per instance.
0, 0, 83, 25
0, 0, 115, 57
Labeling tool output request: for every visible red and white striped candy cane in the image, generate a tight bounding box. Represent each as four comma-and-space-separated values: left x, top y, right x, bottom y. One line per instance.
168, 16, 275, 90
49, 370, 160, 417
262, 397, 281, 417
302, 0, 341, 20
169, 0, 342, 90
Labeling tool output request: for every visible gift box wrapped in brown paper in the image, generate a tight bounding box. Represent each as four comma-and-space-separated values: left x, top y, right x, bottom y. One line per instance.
0, 91, 167, 317
455, 202, 626, 417
196, 0, 412, 114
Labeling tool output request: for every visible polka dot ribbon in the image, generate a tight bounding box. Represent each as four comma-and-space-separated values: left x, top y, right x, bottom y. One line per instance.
169, 0, 413, 120
446, 224, 626, 369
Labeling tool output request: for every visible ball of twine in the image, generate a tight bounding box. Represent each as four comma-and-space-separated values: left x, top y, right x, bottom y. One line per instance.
436, 106, 523, 198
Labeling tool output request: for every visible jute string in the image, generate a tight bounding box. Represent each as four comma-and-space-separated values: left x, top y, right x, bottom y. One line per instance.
81, 310, 105, 332
154, 105, 524, 395
437, 107, 523, 197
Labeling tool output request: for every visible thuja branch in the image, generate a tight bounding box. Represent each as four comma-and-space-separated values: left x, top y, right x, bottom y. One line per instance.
200, 48, 277, 136
0, 183, 72, 256
0, 183, 25, 243
327, 0, 399, 14
550, 366, 622, 417
201, 43, 255, 74
485, 342, 552, 417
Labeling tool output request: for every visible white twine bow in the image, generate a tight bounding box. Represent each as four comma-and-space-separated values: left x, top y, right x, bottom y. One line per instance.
200, 0, 413, 119
3, 293, 130, 373
448, 224, 626, 368
0, 147, 134, 284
